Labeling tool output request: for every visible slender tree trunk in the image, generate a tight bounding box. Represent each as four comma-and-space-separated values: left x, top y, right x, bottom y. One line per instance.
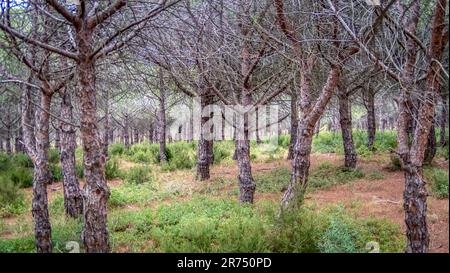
338, 91, 357, 168
158, 68, 167, 162
197, 91, 213, 180
54, 126, 60, 151
440, 99, 447, 147
366, 90, 376, 150
103, 90, 110, 158
15, 128, 24, 153
5, 128, 12, 155
32, 91, 53, 253
288, 92, 299, 160
77, 29, 110, 253
59, 89, 83, 218
134, 128, 139, 144
123, 114, 130, 148
424, 119, 437, 165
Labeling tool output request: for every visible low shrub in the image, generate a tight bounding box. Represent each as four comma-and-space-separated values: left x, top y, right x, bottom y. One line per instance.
48, 148, 60, 164
50, 164, 63, 182
105, 158, 121, 180
424, 167, 449, 199
109, 143, 126, 156
10, 153, 33, 168
125, 166, 154, 185
9, 167, 33, 188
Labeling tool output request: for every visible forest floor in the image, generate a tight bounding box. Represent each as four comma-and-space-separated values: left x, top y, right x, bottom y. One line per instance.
0, 152, 448, 253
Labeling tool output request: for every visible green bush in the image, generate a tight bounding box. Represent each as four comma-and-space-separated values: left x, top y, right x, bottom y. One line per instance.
48, 148, 60, 164
50, 164, 63, 181
0, 152, 10, 171
105, 157, 121, 180
125, 166, 154, 185
109, 143, 126, 156
10, 153, 33, 168
0, 176, 26, 216
425, 167, 449, 199
318, 218, 360, 253
309, 163, 364, 191
213, 142, 232, 164
76, 161, 84, 179
254, 167, 290, 192
9, 167, 33, 188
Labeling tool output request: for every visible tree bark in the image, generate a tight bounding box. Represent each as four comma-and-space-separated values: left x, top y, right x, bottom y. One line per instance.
424, 120, 436, 165
196, 91, 213, 180
338, 91, 357, 168
32, 91, 53, 253
288, 92, 299, 160
77, 29, 110, 253
440, 98, 447, 147
59, 89, 83, 218
365, 90, 376, 150
123, 113, 130, 148
158, 68, 167, 162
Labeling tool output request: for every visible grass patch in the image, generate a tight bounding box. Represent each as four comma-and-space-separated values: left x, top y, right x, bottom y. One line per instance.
424, 167, 449, 199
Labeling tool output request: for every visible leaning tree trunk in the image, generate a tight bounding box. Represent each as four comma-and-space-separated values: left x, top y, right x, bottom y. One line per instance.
288, 92, 299, 160
281, 124, 313, 209
338, 92, 357, 168
366, 90, 376, 150
32, 91, 53, 253
158, 68, 167, 163
59, 89, 83, 218
77, 30, 110, 252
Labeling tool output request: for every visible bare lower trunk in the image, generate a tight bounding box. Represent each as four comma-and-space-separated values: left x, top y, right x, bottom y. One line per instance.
404, 166, 429, 253
197, 92, 213, 180
77, 29, 110, 252
366, 91, 376, 150
158, 68, 167, 162
288, 92, 299, 160
338, 92, 357, 168
440, 99, 447, 147
32, 92, 53, 253
236, 138, 255, 203
59, 90, 83, 218
424, 117, 437, 166
134, 128, 139, 144
281, 126, 313, 209
123, 114, 130, 148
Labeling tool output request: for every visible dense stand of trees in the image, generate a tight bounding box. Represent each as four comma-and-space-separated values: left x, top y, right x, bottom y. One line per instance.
0, 0, 448, 253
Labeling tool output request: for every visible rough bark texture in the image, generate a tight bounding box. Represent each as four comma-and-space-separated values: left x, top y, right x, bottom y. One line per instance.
365, 90, 376, 150
59, 90, 83, 218
338, 91, 357, 168
32, 91, 53, 253
288, 92, 298, 160
123, 113, 130, 148
440, 99, 447, 147
424, 121, 436, 165
77, 28, 110, 253
158, 68, 167, 163
196, 91, 214, 181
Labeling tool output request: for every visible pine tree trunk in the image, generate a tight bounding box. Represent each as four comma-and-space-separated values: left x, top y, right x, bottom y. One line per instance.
59, 90, 83, 218
197, 92, 213, 180
404, 166, 429, 253
288, 92, 299, 160
123, 114, 130, 148
338, 92, 357, 168
440, 99, 447, 147
424, 121, 436, 165
32, 91, 53, 253
77, 29, 110, 253
366, 91, 376, 150
158, 68, 167, 162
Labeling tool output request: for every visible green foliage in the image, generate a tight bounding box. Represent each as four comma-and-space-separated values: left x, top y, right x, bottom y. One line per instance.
109, 143, 126, 156
254, 167, 290, 193
0, 236, 35, 253
0, 176, 26, 217
318, 217, 360, 253
76, 161, 84, 179
10, 153, 33, 168
312, 130, 398, 155
9, 167, 33, 188
109, 183, 155, 208
125, 166, 154, 185
48, 148, 60, 164
213, 141, 233, 164
367, 172, 385, 180
309, 163, 364, 191
50, 164, 63, 181
424, 167, 449, 199
105, 157, 121, 180
152, 197, 271, 252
